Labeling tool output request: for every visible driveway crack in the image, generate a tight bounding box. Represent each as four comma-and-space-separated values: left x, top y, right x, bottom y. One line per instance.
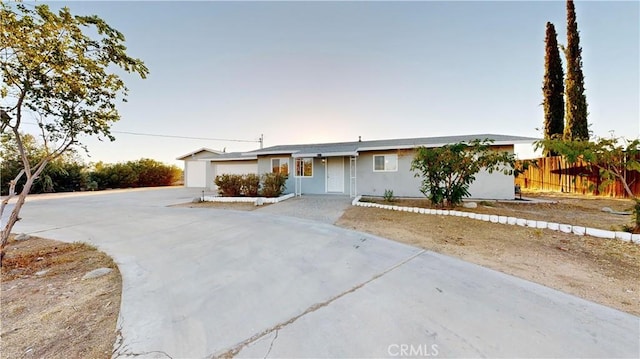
214, 249, 426, 358
263, 330, 278, 358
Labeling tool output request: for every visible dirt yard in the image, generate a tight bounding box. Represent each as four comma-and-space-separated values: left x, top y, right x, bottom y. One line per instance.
1, 237, 121, 358
337, 192, 640, 316
2, 192, 638, 358
359, 192, 635, 232
170, 201, 270, 211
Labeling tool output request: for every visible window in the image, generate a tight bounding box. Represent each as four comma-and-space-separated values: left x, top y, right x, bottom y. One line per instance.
373, 154, 398, 172
295, 158, 313, 177
271, 158, 289, 174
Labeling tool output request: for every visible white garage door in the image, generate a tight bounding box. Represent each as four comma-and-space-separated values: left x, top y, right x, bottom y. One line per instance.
215, 163, 258, 176
185, 161, 207, 187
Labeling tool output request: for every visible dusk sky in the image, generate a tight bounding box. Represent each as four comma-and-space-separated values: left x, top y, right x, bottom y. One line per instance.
20, 1, 640, 165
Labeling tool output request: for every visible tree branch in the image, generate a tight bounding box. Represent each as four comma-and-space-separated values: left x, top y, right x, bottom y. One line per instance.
0, 169, 25, 221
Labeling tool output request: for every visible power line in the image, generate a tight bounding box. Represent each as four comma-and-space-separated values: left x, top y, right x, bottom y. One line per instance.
110, 130, 260, 143
18, 121, 260, 143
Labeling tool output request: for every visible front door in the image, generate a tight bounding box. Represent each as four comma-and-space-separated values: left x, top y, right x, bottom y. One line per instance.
326, 157, 344, 193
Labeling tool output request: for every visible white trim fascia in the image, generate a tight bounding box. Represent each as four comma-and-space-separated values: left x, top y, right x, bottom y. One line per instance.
246, 150, 299, 156
292, 151, 358, 158
207, 156, 258, 162
356, 145, 419, 152
176, 147, 223, 160
357, 141, 525, 152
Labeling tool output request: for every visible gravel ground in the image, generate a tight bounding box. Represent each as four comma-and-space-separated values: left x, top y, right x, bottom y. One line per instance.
255, 195, 352, 223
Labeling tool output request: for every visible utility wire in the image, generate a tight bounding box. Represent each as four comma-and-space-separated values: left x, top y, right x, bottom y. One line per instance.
18, 121, 260, 143
110, 130, 259, 143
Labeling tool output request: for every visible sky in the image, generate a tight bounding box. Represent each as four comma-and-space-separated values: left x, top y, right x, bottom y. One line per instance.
16, 1, 640, 166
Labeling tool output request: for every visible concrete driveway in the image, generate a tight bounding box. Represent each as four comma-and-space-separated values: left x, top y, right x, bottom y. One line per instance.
255, 194, 352, 223
9, 188, 640, 358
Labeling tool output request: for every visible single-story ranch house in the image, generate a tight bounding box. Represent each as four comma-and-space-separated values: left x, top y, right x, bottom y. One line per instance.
177, 134, 537, 199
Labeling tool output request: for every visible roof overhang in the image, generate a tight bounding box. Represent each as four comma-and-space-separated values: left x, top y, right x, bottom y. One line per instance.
244, 150, 297, 156
292, 151, 358, 158
176, 147, 223, 160
206, 156, 258, 162
356, 140, 532, 152
356, 144, 422, 152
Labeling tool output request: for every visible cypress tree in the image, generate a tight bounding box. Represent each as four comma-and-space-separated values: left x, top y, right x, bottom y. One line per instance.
542, 21, 564, 154
564, 0, 589, 141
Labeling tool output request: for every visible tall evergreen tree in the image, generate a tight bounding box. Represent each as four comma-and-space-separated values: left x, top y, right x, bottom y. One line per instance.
564, 0, 589, 141
542, 21, 564, 154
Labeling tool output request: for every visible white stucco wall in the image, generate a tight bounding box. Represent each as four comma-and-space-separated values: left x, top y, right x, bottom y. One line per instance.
214, 162, 258, 176
181, 150, 220, 189
356, 150, 422, 197
357, 146, 516, 200
184, 160, 207, 188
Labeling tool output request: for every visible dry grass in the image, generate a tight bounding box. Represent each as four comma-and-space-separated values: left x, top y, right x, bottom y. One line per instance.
170, 201, 271, 211
362, 192, 635, 231
1, 236, 121, 358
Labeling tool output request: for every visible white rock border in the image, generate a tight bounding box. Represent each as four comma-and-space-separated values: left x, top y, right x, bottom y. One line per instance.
352, 198, 637, 243
202, 193, 295, 204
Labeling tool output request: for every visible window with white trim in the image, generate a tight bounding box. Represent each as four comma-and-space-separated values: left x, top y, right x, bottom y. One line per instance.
295, 158, 313, 177
271, 158, 289, 174
373, 154, 398, 172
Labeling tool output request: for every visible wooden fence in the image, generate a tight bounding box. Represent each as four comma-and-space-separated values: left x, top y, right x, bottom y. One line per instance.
514, 156, 640, 198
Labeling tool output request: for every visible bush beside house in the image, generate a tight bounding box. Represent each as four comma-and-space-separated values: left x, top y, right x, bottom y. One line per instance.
260, 173, 288, 197
214, 173, 287, 198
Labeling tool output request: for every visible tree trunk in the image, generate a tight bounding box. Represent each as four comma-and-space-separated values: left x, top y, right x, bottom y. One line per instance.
0, 169, 25, 219
633, 199, 640, 234
0, 171, 39, 266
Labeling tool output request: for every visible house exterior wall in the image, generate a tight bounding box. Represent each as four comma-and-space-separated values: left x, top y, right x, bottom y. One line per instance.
257, 156, 294, 194
357, 146, 515, 199
214, 161, 258, 176
205, 162, 215, 190
184, 161, 208, 188
257, 156, 350, 195
182, 151, 219, 189
356, 150, 422, 197
251, 145, 515, 198
467, 145, 515, 199
298, 157, 326, 194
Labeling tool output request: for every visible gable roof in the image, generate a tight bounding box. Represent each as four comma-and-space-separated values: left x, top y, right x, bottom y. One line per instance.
247, 134, 538, 157
176, 147, 223, 160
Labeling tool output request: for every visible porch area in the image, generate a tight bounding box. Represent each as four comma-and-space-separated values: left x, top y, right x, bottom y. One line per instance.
291, 155, 358, 198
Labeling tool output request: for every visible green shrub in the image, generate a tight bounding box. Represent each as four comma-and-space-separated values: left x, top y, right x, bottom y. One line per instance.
215, 174, 243, 197
383, 189, 395, 202
242, 173, 260, 197
215, 173, 287, 197
261, 173, 287, 197
86, 180, 98, 191
131, 158, 182, 187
